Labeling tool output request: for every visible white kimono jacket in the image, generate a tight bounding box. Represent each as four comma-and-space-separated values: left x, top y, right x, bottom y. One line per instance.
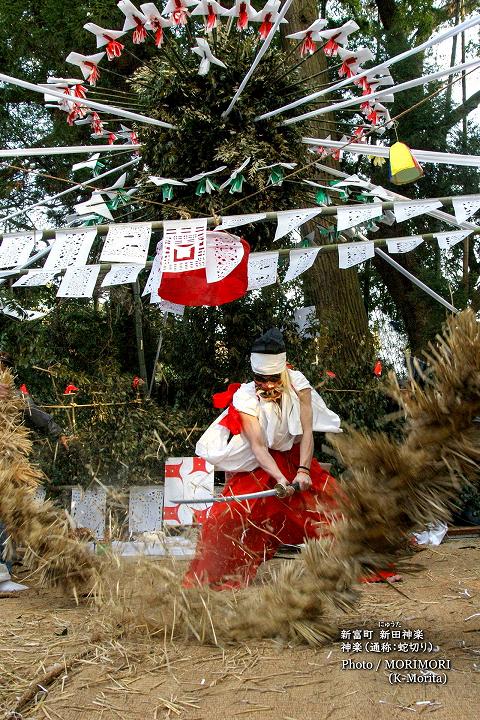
195, 369, 341, 472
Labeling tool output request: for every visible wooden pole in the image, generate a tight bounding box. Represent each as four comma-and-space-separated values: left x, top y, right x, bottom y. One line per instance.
132, 279, 148, 387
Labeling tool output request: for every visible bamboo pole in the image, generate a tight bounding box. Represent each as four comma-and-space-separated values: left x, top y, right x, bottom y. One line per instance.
132, 279, 148, 387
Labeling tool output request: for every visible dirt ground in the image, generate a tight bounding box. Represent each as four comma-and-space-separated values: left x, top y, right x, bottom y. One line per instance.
1, 537, 480, 720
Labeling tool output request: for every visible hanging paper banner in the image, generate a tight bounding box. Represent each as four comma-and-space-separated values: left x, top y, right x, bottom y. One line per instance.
101, 263, 144, 287
163, 457, 214, 527
247, 251, 279, 290
452, 195, 480, 224
56, 265, 101, 298
294, 306, 316, 337
0, 232, 37, 269
336, 204, 382, 232
161, 218, 207, 273
205, 231, 245, 283
12, 270, 58, 288
393, 200, 442, 223
128, 486, 164, 536
274, 208, 322, 242
434, 229, 472, 250
214, 212, 266, 231
142, 245, 162, 297
282, 247, 321, 283
0, 302, 50, 322
100, 223, 152, 264
338, 241, 375, 268
44, 228, 96, 271
386, 236, 424, 253
152, 297, 185, 316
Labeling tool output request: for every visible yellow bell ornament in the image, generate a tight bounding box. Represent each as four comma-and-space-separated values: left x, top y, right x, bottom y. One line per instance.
388, 142, 423, 185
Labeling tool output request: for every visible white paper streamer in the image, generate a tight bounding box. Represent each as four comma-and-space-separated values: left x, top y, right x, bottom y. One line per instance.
247, 251, 279, 290
100, 223, 152, 265
0, 232, 37, 269
338, 241, 375, 268
282, 247, 321, 283
162, 218, 207, 273
142, 244, 162, 297
452, 195, 480, 224
214, 212, 266, 231
128, 486, 164, 535
153, 297, 185, 316
101, 263, 144, 287
205, 232, 244, 283
336, 204, 382, 231
274, 208, 322, 242
56, 265, 101, 298
12, 270, 58, 288
44, 228, 96, 271
386, 237, 424, 253
434, 229, 472, 250
393, 200, 442, 223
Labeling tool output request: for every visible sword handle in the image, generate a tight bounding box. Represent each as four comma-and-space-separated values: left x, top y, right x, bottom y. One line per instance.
274, 481, 301, 498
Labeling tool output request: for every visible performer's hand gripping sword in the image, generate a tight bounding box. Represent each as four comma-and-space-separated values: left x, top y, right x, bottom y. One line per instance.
172, 481, 301, 504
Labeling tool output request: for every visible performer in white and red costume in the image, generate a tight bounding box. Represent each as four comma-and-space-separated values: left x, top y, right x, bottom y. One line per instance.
183, 328, 342, 589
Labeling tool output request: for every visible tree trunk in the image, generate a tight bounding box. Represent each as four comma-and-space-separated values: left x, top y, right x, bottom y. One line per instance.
282, 0, 372, 369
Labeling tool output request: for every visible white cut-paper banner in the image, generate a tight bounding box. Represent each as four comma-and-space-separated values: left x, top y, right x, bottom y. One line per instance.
434, 229, 472, 250
101, 263, 144, 287
153, 297, 185, 316
142, 243, 162, 297
386, 236, 424, 253
100, 223, 152, 264
56, 265, 101, 298
71, 486, 106, 540
247, 251, 279, 290
283, 247, 321, 283
214, 213, 267, 231
338, 241, 375, 268
128, 485, 164, 535
162, 218, 207, 273
205, 232, 244, 283
393, 200, 442, 223
44, 228, 96, 271
336, 204, 382, 231
0, 302, 50, 322
163, 457, 214, 526
0, 232, 37, 269
274, 208, 322, 242
452, 195, 480, 224
294, 306, 316, 337
12, 270, 58, 288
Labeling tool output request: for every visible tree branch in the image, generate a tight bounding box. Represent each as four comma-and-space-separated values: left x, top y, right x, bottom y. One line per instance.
442, 87, 480, 130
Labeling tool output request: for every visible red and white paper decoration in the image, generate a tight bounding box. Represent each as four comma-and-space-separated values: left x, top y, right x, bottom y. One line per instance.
163, 456, 214, 526
190, 1, 230, 30
336, 203, 383, 232
247, 251, 279, 289
66, 52, 106, 85
393, 200, 442, 223
44, 228, 96, 271
253, 1, 288, 39
101, 263, 145, 287
286, 19, 327, 56
140, 3, 173, 46
117, 1, 148, 43
0, 232, 37, 269
434, 229, 472, 250
386, 237, 424, 254
56, 265, 101, 298
338, 241, 374, 268
83, 24, 126, 60
282, 247, 321, 283
274, 208, 322, 242
452, 195, 480, 224
161, 218, 207, 272
100, 223, 152, 264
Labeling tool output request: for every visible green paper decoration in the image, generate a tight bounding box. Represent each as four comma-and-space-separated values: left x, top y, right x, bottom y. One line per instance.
268, 166, 285, 186
162, 184, 174, 202
229, 174, 245, 194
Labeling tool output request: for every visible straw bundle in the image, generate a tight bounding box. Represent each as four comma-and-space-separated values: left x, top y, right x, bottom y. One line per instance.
0, 369, 100, 592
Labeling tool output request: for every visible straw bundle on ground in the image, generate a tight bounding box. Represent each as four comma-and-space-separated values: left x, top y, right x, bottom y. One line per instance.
0, 369, 100, 593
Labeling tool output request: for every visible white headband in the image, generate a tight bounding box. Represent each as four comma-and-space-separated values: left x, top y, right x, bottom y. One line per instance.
250, 352, 287, 375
